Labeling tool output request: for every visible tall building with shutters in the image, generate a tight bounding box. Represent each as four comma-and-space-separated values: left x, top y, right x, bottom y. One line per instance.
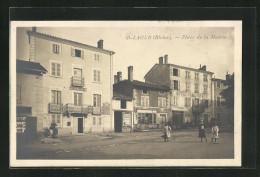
144, 55, 214, 128
22, 27, 115, 135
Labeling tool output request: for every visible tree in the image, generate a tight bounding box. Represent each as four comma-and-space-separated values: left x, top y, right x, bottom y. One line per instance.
192, 102, 206, 126
220, 74, 234, 108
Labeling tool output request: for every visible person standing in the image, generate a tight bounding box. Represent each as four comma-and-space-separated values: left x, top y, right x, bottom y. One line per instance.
211, 122, 219, 144
163, 123, 171, 142
199, 122, 207, 142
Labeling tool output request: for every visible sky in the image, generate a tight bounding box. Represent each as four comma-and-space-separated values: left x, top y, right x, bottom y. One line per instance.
16, 25, 234, 81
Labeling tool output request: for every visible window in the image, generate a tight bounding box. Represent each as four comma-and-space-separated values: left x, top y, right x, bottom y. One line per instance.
99, 117, 102, 125
173, 80, 179, 90
74, 92, 82, 106
74, 68, 82, 78
185, 98, 191, 107
194, 98, 200, 105
93, 117, 96, 125
141, 96, 149, 107
195, 73, 199, 80
195, 83, 199, 93
71, 48, 84, 59
185, 71, 190, 79
137, 113, 155, 124
158, 97, 166, 107
203, 85, 208, 94
217, 81, 221, 88
17, 84, 21, 103
93, 70, 101, 82
173, 97, 178, 106
94, 54, 100, 62
173, 68, 179, 76
52, 44, 60, 54
50, 61, 62, 77
121, 100, 126, 109
93, 94, 101, 107
51, 90, 61, 104
51, 114, 61, 127
217, 96, 221, 107
203, 74, 208, 82
185, 82, 190, 92
142, 89, 149, 95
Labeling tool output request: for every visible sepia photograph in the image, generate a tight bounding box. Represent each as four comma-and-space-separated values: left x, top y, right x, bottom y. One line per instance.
10, 21, 242, 167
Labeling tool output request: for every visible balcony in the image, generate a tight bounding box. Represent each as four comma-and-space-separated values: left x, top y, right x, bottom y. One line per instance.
71, 76, 84, 87
48, 103, 63, 113
92, 107, 102, 115
64, 103, 92, 115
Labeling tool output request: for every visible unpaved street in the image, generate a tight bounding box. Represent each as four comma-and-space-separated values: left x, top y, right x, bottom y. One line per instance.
17, 127, 234, 159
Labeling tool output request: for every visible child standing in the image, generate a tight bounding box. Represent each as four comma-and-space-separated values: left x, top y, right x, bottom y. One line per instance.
211, 122, 219, 144
199, 122, 207, 142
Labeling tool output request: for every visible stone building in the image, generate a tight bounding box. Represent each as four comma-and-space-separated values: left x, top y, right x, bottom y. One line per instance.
144, 55, 214, 127
212, 73, 234, 126
113, 66, 171, 131
16, 59, 47, 140
22, 27, 115, 135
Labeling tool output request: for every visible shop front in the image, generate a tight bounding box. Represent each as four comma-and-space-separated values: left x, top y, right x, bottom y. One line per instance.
134, 110, 158, 130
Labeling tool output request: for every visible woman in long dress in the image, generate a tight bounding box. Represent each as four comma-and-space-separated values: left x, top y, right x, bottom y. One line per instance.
163, 123, 171, 142
211, 122, 219, 144
199, 122, 208, 142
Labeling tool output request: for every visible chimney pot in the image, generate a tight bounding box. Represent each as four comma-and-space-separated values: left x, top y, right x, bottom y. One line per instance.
117, 71, 122, 82
159, 57, 163, 64
164, 55, 168, 64
32, 27, 36, 32
128, 66, 133, 82
97, 39, 103, 49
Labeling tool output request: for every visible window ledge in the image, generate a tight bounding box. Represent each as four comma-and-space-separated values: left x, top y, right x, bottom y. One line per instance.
92, 81, 102, 84
50, 75, 62, 78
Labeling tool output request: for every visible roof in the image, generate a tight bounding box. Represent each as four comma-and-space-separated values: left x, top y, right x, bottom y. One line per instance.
113, 94, 133, 101
17, 59, 47, 75
115, 80, 170, 91
144, 63, 214, 78
27, 30, 115, 55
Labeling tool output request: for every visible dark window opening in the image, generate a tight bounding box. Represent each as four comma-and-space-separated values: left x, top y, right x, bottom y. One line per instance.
174, 80, 178, 90
173, 68, 178, 76
142, 89, 148, 94
75, 49, 81, 58
121, 100, 127, 109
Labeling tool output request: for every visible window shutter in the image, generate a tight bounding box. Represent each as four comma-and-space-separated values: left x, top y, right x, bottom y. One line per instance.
52, 44, 55, 53
59, 45, 62, 55
71, 47, 75, 57
178, 81, 180, 91
81, 50, 84, 59
178, 69, 180, 77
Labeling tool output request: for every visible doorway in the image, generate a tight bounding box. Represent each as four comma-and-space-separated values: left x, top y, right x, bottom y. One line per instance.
172, 111, 184, 129
78, 118, 83, 133
114, 111, 122, 132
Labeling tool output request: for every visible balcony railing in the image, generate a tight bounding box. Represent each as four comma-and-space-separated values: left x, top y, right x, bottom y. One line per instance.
92, 107, 101, 115
48, 103, 63, 113
64, 103, 92, 115
71, 76, 84, 87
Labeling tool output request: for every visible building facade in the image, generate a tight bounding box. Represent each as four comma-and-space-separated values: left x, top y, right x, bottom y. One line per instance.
113, 66, 172, 131
144, 55, 214, 127
24, 28, 115, 135
16, 59, 47, 140
212, 73, 234, 126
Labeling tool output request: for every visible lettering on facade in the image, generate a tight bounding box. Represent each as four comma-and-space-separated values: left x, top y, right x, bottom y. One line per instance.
70, 86, 87, 92
122, 112, 131, 127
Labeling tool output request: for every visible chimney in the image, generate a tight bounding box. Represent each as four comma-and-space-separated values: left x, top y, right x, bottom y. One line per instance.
32, 27, 36, 32
114, 75, 118, 84
202, 65, 206, 71
164, 55, 168, 64
97, 39, 103, 49
128, 66, 133, 82
117, 71, 122, 82
159, 57, 163, 64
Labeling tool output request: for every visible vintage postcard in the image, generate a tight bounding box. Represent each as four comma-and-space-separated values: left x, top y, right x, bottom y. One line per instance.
10, 21, 242, 167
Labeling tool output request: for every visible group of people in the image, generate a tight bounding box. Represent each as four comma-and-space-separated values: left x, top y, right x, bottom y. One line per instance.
198, 121, 219, 143
162, 121, 219, 143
